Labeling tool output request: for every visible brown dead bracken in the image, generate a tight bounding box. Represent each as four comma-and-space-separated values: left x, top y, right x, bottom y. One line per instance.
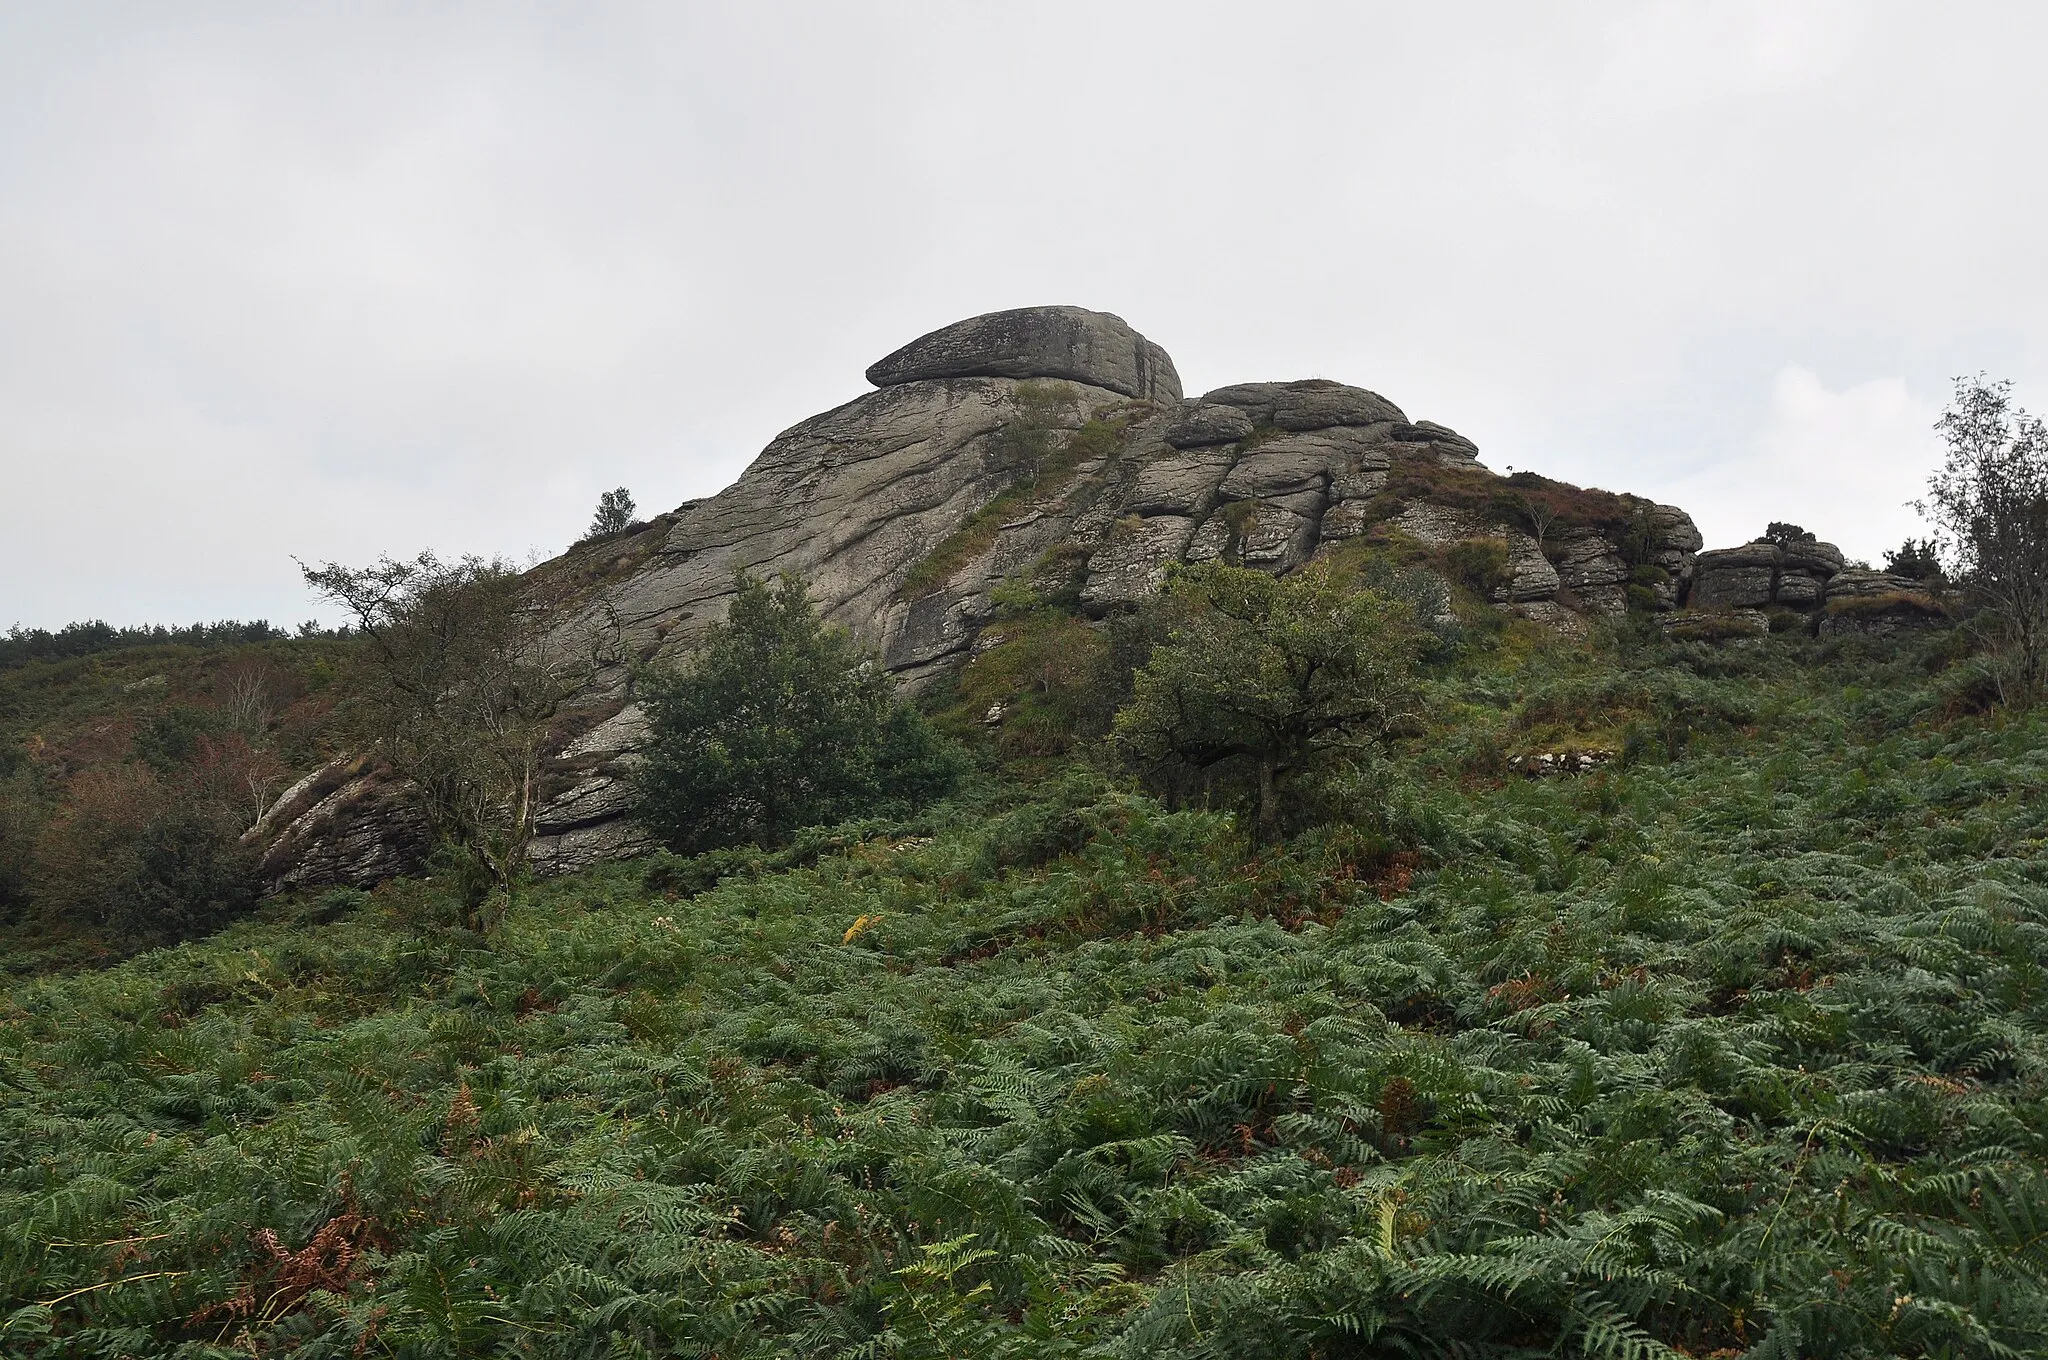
190, 1211, 378, 1329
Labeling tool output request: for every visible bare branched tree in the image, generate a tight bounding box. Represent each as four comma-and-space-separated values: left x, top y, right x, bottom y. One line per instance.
216, 658, 282, 738
301, 552, 598, 928
1921, 376, 2048, 706
211, 658, 295, 821
1517, 495, 1557, 550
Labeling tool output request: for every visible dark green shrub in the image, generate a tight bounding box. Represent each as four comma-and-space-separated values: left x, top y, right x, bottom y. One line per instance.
134, 705, 226, 773
941, 611, 1109, 757
1113, 561, 1423, 839
636, 573, 967, 852
1664, 611, 1766, 643
641, 845, 765, 899
1936, 658, 2003, 717
0, 770, 43, 924
1627, 563, 1672, 613
585, 486, 636, 540
1884, 535, 1945, 581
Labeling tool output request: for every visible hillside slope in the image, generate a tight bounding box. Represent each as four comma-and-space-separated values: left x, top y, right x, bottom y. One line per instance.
3, 630, 2042, 1356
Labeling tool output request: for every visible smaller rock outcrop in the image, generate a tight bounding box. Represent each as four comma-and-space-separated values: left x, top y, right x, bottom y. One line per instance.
1677, 537, 1953, 643
1689, 542, 1781, 610
1816, 570, 1949, 640
1164, 404, 1255, 448
1690, 539, 1848, 613
1200, 380, 1405, 432
251, 759, 431, 892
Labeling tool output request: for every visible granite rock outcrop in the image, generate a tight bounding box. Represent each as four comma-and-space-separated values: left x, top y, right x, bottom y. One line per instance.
258, 305, 1722, 889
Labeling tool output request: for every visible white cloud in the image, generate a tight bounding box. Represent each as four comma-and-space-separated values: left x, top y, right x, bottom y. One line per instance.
1669, 366, 1940, 563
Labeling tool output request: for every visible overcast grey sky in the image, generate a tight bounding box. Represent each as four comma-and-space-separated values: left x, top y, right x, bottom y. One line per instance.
4, 2, 2045, 629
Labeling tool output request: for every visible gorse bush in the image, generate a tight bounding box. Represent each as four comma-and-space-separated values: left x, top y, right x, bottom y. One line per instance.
636, 573, 967, 852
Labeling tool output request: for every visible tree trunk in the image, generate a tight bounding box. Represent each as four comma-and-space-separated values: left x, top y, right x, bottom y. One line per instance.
1256, 758, 1280, 843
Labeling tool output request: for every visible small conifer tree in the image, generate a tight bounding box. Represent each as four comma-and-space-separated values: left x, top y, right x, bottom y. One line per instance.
587, 487, 636, 539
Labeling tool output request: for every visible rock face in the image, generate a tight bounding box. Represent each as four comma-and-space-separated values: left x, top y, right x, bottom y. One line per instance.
257, 304, 1718, 891
1689, 542, 1781, 610
250, 760, 432, 892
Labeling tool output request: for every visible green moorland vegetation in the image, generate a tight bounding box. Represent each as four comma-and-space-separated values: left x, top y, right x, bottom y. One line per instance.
3, 375, 2045, 1357
3, 612, 2046, 1357
0, 629, 354, 970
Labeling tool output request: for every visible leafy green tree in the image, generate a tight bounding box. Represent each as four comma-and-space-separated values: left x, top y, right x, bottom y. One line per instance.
1764, 521, 1816, 546
587, 487, 636, 539
635, 573, 965, 851
303, 552, 600, 928
1112, 561, 1423, 840
1923, 375, 2048, 704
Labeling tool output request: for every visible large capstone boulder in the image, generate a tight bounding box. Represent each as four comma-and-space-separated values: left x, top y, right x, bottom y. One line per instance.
1780, 540, 1846, 577
866, 306, 1181, 403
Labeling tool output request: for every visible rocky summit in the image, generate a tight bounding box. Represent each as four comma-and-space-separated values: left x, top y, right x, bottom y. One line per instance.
255, 304, 1924, 888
